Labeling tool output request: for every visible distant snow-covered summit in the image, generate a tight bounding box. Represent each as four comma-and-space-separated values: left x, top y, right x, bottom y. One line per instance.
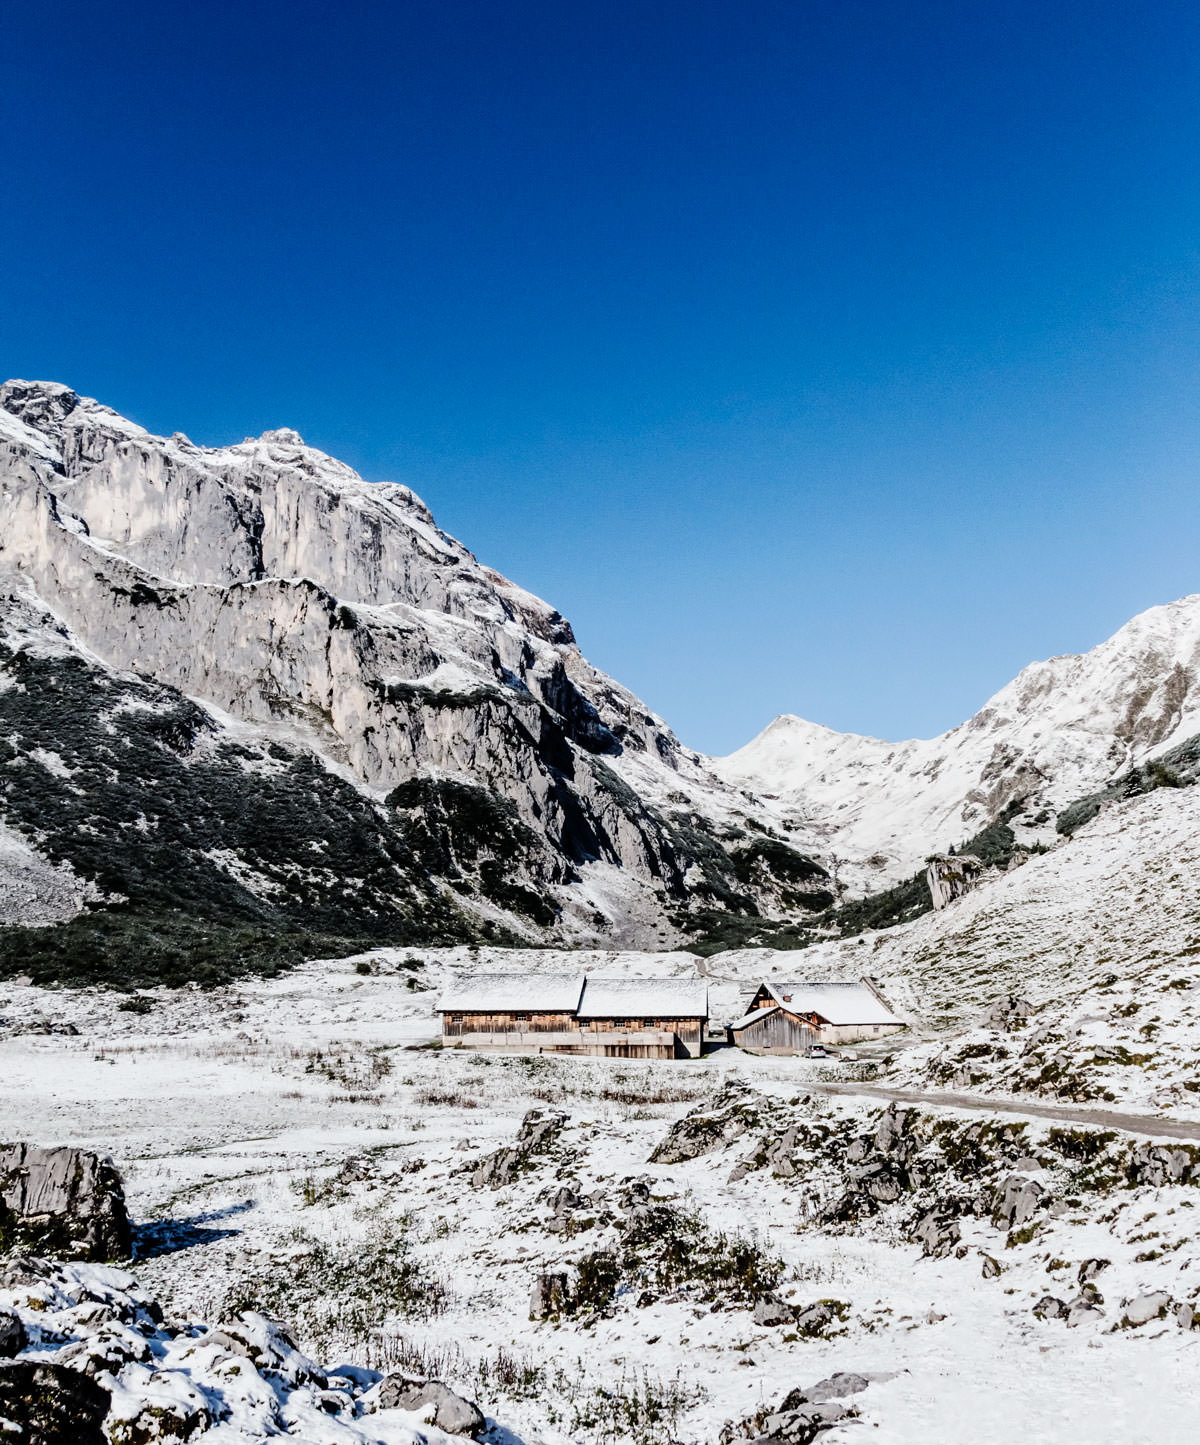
715, 593, 1200, 883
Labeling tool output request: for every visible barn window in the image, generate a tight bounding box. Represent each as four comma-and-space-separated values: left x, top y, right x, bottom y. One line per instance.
516, 1013, 529, 1021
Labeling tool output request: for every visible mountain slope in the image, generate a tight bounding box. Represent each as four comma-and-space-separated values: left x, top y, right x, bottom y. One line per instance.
715, 594, 1200, 886
0, 380, 830, 977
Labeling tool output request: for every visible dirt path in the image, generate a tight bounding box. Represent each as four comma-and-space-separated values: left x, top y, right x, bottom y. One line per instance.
808, 1080, 1200, 1142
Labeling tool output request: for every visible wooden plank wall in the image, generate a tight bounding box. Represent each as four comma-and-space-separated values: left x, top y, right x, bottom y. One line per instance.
736, 1010, 818, 1052
442, 1011, 576, 1037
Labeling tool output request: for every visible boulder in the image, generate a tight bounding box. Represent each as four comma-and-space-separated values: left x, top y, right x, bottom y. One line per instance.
752, 1297, 795, 1327
0, 1360, 110, 1444
757, 1402, 846, 1442
1077, 1257, 1110, 1283
202, 1313, 325, 1388
529, 1271, 570, 1321
1032, 1295, 1068, 1321
992, 1175, 1045, 1231
376, 1377, 486, 1437
0, 1143, 131, 1261
1121, 1292, 1171, 1328
802, 1373, 869, 1403
909, 1208, 961, 1258
1066, 1298, 1105, 1327
1127, 1145, 1195, 1188
980, 1255, 1002, 1279
0, 1309, 24, 1358
791, 1301, 840, 1337
986, 996, 1034, 1031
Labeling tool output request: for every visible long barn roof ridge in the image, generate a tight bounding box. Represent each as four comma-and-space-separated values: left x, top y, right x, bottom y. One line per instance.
577, 976, 709, 1019
438, 972, 585, 1013
437, 973, 710, 1017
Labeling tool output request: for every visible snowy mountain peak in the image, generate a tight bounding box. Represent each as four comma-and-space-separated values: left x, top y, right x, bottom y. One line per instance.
717, 592, 1200, 885
0, 382, 833, 962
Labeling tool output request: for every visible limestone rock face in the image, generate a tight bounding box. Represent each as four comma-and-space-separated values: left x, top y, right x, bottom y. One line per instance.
0, 1144, 131, 1261
0, 380, 830, 957
925, 852, 986, 910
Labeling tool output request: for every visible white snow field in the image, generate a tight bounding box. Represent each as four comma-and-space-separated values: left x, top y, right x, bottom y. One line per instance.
2, 950, 1199, 1444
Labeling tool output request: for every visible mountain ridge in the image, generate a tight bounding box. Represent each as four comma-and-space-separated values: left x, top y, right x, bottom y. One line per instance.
0, 380, 831, 978
716, 590, 1200, 883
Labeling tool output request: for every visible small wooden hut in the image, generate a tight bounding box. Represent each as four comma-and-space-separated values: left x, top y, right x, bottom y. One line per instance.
731, 980, 903, 1054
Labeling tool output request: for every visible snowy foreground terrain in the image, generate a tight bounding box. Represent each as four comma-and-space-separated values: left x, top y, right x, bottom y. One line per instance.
4, 946, 1200, 1444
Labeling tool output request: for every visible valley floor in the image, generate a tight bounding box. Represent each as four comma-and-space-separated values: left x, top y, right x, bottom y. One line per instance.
2, 951, 1199, 1443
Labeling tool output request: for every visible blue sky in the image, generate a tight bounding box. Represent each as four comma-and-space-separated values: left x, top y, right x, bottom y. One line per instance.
4, 1, 1200, 754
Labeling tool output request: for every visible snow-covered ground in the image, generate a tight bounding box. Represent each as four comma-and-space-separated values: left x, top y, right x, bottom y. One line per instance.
3, 951, 1199, 1443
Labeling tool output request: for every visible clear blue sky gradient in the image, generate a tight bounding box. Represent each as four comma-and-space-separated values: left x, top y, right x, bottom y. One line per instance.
4, 1, 1200, 753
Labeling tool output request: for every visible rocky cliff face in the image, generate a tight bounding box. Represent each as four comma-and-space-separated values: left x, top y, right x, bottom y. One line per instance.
0, 381, 830, 978
716, 593, 1200, 887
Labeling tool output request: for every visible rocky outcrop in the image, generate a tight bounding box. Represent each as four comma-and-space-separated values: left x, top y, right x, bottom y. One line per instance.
650, 1081, 772, 1165
0, 1254, 506, 1443
0, 1360, 110, 1444
925, 853, 986, 910
471, 1110, 568, 1189
0, 1144, 131, 1261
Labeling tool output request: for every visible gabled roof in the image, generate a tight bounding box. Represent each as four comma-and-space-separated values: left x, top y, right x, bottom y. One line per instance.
438, 973, 584, 1013
730, 1004, 779, 1031
755, 980, 901, 1026
576, 977, 709, 1020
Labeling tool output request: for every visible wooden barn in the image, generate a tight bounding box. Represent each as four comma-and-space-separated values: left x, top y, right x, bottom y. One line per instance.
438, 973, 709, 1058
731, 980, 904, 1054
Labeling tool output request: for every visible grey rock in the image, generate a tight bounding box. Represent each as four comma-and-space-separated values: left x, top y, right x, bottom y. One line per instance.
1175, 1302, 1198, 1330
980, 1254, 1002, 1279
910, 1207, 961, 1258
752, 1297, 795, 1327
0, 1143, 131, 1261
992, 1175, 1045, 1230
376, 1377, 486, 1437
1078, 1257, 1110, 1283
804, 1372, 870, 1402
529, 1271, 571, 1321
1032, 1295, 1068, 1321
927, 853, 987, 910
1066, 1298, 1105, 1327
758, 1403, 847, 1442
0, 1309, 24, 1358
0, 1360, 110, 1444
472, 1110, 568, 1189
651, 1082, 763, 1165
792, 1301, 838, 1337
1122, 1292, 1171, 1328
1128, 1145, 1194, 1188
986, 995, 1034, 1031
849, 1159, 905, 1204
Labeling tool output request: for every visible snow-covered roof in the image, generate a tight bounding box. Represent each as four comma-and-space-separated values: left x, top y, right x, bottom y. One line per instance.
576, 977, 709, 1020
756, 980, 900, 1026
438, 973, 584, 1013
730, 1004, 778, 1031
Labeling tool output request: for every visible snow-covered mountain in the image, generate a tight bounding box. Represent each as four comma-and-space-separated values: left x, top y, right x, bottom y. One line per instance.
715, 594, 1200, 886
0, 380, 830, 976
